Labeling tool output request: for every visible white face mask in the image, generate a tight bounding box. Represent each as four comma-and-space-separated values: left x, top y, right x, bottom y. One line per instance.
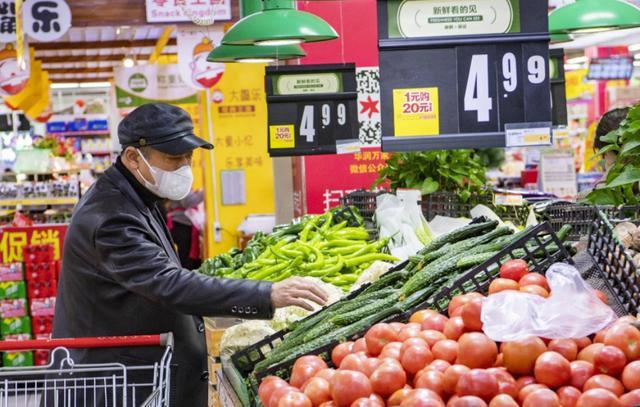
136, 149, 193, 201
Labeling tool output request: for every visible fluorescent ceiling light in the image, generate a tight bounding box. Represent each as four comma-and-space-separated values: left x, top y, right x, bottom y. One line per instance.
255, 39, 302, 46
238, 58, 276, 63
564, 63, 586, 71
79, 82, 111, 88
567, 56, 588, 64
51, 83, 80, 89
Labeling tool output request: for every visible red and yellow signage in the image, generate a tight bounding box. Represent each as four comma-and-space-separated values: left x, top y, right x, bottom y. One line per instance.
0, 225, 67, 264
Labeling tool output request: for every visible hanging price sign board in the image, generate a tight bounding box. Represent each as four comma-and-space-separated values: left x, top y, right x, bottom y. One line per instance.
266, 63, 359, 157
378, 0, 553, 151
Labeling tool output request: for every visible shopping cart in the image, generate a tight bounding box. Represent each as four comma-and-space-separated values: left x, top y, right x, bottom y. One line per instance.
0, 333, 173, 407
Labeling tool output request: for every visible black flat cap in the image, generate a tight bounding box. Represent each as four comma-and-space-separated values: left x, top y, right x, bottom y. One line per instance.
118, 103, 213, 155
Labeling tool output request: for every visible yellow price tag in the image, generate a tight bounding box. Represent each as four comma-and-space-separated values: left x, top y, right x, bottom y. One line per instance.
393, 87, 440, 137
269, 125, 295, 149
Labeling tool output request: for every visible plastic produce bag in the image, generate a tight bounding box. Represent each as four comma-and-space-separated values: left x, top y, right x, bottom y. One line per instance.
481, 263, 617, 342
470, 204, 519, 232
376, 192, 433, 261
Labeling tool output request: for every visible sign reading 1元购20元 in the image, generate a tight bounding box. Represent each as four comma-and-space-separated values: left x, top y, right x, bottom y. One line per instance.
378, 0, 553, 151
266, 64, 360, 157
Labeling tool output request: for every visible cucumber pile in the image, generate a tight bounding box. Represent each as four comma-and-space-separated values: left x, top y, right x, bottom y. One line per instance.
249, 220, 573, 375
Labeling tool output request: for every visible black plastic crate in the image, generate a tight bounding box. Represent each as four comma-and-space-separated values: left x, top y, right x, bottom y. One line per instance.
421, 191, 531, 226
340, 189, 387, 222
420, 191, 492, 221
343, 190, 529, 227
537, 203, 640, 242
229, 221, 633, 404
239, 223, 573, 385
537, 203, 598, 241
587, 210, 640, 316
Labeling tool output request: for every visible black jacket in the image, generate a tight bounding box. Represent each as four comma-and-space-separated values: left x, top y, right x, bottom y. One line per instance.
53, 164, 274, 406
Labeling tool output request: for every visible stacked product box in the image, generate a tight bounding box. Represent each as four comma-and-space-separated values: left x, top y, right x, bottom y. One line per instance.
0, 262, 32, 367
0, 245, 60, 367
24, 245, 58, 366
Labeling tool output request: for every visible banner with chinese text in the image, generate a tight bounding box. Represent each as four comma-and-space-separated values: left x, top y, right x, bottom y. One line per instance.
201, 62, 275, 256
145, 0, 231, 23
114, 64, 197, 109
305, 147, 390, 215
0, 224, 67, 264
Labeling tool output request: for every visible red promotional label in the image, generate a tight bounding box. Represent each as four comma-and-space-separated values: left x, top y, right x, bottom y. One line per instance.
0, 225, 68, 264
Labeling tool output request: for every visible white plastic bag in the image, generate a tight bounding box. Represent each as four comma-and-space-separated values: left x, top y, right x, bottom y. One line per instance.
481, 263, 617, 342
376, 192, 433, 261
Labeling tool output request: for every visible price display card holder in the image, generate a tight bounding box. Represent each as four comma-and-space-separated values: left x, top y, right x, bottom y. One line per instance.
378, 0, 553, 151
266, 63, 359, 157
539, 151, 578, 200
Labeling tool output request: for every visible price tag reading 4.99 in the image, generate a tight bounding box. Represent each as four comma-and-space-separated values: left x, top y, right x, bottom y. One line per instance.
266, 63, 359, 157
298, 102, 349, 143
458, 43, 549, 133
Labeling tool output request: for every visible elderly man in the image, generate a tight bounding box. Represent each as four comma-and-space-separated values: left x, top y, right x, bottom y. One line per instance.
53, 103, 326, 406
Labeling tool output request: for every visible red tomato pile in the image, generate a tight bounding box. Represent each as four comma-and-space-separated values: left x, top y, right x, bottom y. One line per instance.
258, 260, 638, 407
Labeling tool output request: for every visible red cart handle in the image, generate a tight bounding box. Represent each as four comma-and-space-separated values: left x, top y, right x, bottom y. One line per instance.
0, 333, 174, 351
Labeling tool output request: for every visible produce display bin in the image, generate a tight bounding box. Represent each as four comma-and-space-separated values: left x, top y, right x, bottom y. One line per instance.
587, 210, 640, 317
536, 202, 640, 242
230, 260, 408, 376
341, 190, 530, 227
420, 191, 492, 221
422, 191, 531, 226
230, 221, 616, 404
339, 189, 387, 222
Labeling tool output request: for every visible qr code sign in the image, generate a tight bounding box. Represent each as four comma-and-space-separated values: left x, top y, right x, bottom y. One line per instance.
356, 67, 381, 146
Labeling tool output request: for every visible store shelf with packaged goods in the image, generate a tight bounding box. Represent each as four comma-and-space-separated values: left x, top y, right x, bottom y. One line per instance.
0, 197, 79, 207
46, 130, 110, 137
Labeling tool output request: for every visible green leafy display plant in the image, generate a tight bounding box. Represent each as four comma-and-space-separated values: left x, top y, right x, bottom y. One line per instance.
373, 150, 488, 202
585, 104, 640, 205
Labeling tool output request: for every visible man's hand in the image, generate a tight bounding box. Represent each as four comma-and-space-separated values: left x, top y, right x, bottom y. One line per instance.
271, 277, 329, 311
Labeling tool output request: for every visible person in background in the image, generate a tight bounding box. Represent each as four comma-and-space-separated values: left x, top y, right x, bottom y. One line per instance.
577, 107, 630, 200
166, 190, 204, 270
593, 107, 630, 173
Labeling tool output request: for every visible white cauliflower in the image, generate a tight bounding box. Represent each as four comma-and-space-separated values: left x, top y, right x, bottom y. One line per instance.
219, 277, 344, 355
219, 321, 275, 358
349, 261, 393, 293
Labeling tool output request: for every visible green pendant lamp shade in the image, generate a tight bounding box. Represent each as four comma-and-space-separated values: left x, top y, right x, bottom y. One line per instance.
207, 43, 306, 63
550, 33, 572, 44
549, 0, 640, 34
221, 0, 338, 46
207, 0, 307, 63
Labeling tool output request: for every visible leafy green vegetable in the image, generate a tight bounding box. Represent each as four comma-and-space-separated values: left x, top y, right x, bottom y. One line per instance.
373, 150, 488, 201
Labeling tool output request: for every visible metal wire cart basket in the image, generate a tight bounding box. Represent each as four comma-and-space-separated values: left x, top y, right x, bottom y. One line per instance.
0, 333, 173, 407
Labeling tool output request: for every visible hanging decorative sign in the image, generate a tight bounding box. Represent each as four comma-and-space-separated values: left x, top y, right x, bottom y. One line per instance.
176, 27, 225, 90
389, 0, 519, 38
114, 64, 197, 109
0, 41, 29, 96
0, 0, 18, 42
23, 0, 71, 42
378, 0, 552, 151
145, 0, 231, 24
266, 63, 360, 157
